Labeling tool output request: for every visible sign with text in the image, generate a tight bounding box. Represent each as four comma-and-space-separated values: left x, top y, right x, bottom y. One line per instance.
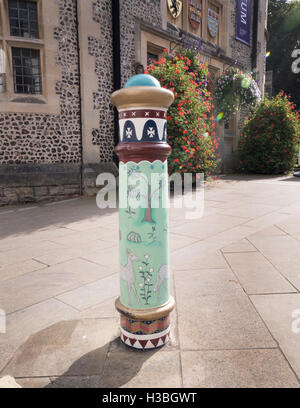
236, 0, 252, 46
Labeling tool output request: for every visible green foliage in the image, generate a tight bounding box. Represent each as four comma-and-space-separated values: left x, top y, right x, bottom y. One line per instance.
146, 48, 219, 176
214, 68, 261, 122
238, 93, 300, 174
267, 0, 300, 108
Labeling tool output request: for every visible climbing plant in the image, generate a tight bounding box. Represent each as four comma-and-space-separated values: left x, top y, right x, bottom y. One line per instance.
146, 48, 219, 177
214, 68, 261, 122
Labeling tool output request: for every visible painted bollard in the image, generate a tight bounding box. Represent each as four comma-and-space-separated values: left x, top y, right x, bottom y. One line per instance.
111, 74, 175, 349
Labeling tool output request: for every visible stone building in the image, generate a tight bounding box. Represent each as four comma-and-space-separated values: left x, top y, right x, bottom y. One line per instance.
0, 0, 268, 205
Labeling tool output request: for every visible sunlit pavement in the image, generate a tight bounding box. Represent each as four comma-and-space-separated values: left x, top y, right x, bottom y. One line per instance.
0, 174, 300, 388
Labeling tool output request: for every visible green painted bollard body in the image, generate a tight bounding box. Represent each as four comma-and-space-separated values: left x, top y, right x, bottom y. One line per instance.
111, 74, 175, 349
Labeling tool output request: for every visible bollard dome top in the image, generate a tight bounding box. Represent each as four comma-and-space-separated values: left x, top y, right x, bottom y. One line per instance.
111, 74, 174, 110
124, 74, 161, 88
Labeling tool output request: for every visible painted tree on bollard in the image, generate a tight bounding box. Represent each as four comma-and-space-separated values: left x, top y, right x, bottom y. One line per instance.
111, 74, 175, 349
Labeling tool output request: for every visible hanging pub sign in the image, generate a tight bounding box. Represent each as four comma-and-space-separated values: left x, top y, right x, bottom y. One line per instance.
167, 0, 182, 19
207, 7, 219, 38
236, 0, 252, 46
189, 0, 202, 29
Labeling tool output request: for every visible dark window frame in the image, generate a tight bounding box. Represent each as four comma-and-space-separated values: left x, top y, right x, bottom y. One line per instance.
147, 52, 159, 66
6, 0, 43, 96
8, 0, 39, 39
12, 46, 42, 94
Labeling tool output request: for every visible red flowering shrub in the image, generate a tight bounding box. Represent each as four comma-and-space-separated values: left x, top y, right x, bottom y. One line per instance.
238, 93, 300, 174
146, 49, 219, 176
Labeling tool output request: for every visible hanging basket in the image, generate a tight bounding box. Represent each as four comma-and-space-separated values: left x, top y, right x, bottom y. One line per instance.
214, 68, 261, 122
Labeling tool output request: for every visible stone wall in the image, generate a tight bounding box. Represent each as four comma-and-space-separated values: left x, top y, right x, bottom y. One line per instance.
0, 0, 81, 206
0, 183, 80, 206
229, 0, 253, 71
88, 0, 115, 163
119, 0, 163, 86
0, 163, 81, 206
0, 0, 81, 166
0, 0, 268, 205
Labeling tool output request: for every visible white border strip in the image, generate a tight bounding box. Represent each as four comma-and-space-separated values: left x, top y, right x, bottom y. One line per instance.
119, 107, 167, 113
120, 326, 170, 341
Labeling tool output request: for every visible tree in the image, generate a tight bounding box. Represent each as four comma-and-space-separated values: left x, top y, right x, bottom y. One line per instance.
128, 168, 164, 224
267, 0, 300, 108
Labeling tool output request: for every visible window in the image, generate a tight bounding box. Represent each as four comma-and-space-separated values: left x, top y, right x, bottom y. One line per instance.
7, 0, 41, 95
12, 47, 41, 93
145, 42, 166, 68
8, 0, 39, 38
0, 0, 43, 97
147, 52, 159, 65
0, 0, 60, 113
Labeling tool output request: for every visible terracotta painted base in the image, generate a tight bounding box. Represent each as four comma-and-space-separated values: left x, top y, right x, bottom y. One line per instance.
120, 313, 170, 335
120, 326, 170, 350
115, 296, 175, 350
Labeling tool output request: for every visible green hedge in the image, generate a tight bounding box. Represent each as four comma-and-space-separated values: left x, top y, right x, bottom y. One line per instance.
238, 93, 300, 174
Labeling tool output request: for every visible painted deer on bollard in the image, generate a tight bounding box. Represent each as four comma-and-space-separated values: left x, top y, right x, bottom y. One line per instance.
120, 249, 141, 306
154, 264, 168, 302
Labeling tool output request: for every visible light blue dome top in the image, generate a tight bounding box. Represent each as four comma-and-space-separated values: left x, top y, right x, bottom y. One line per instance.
124, 74, 161, 88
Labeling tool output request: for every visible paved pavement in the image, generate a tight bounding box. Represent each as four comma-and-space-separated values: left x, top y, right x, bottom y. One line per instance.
0, 175, 300, 388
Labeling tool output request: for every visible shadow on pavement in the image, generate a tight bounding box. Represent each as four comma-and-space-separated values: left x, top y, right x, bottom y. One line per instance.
0, 196, 118, 240
2, 173, 297, 240
45, 337, 157, 388
218, 174, 297, 182
0, 318, 156, 388
281, 176, 300, 182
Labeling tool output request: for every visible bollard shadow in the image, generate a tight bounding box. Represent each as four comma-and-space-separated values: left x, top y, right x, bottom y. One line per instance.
45, 337, 158, 388
1, 319, 159, 389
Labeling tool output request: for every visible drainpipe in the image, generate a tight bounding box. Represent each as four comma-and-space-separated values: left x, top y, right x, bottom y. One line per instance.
252, 0, 259, 73
112, 0, 121, 163
75, 0, 83, 195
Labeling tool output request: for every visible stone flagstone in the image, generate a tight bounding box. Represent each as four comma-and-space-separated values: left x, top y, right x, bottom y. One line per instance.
224, 252, 296, 294
56, 274, 119, 311
0, 259, 112, 313
1, 319, 116, 378
0, 175, 300, 388
175, 268, 276, 350
251, 294, 300, 379
0, 376, 22, 388
221, 238, 257, 253
248, 234, 300, 290
98, 350, 181, 388
181, 349, 299, 388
